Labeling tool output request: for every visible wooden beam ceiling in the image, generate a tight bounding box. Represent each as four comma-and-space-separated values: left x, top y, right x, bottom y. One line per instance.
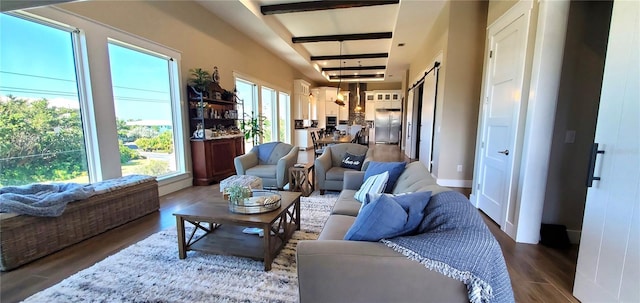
311, 53, 389, 61
292, 32, 392, 43
322, 65, 386, 71
330, 74, 385, 80
261, 0, 399, 15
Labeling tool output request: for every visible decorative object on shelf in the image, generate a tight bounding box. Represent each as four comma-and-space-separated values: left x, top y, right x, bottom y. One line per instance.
221, 89, 234, 101
212, 66, 220, 84
241, 111, 266, 146
189, 68, 211, 94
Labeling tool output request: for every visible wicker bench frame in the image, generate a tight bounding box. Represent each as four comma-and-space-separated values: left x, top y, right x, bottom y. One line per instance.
0, 179, 160, 271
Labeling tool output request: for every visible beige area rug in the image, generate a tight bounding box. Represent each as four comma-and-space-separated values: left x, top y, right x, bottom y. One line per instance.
23, 193, 338, 303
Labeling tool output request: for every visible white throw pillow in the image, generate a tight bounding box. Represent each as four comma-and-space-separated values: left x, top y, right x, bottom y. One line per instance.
354, 171, 389, 204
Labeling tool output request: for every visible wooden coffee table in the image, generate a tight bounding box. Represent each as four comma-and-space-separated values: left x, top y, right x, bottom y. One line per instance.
173, 191, 301, 271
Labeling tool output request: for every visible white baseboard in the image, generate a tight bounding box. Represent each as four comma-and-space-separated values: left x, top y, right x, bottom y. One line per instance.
158, 175, 192, 196
436, 179, 473, 188
567, 229, 581, 244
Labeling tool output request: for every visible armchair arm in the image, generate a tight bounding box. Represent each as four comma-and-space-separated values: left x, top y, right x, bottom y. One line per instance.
343, 171, 365, 190
234, 152, 258, 175
296, 240, 467, 303
277, 147, 299, 188
314, 149, 333, 190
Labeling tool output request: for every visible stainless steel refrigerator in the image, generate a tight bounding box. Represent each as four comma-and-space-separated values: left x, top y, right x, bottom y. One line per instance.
375, 109, 401, 144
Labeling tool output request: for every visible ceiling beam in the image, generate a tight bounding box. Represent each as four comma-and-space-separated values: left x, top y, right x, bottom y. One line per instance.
292, 32, 392, 43
261, 0, 399, 15
322, 65, 386, 71
311, 53, 389, 61
330, 74, 385, 80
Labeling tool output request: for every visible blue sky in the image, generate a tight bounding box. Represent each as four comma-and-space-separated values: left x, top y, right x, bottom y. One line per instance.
1, 13, 172, 122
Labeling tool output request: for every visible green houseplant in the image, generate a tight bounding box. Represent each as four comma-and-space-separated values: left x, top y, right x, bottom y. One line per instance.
188, 68, 211, 93
241, 111, 266, 146
226, 184, 252, 206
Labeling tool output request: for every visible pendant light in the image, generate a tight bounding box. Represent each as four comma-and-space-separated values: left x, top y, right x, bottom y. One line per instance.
335, 41, 345, 106
354, 61, 363, 113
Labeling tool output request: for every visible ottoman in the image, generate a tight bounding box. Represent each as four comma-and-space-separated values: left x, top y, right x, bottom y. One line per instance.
220, 175, 263, 193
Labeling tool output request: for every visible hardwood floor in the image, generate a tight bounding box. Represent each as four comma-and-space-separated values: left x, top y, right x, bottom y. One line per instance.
0, 144, 578, 303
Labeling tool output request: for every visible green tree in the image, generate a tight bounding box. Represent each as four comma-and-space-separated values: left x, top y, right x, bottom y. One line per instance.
0, 96, 87, 186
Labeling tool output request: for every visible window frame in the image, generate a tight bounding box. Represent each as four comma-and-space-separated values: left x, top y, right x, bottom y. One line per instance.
6, 7, 190, 192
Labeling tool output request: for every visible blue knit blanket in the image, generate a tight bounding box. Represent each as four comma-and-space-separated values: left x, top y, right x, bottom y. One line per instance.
0, 183, 95, 217
381, 191, 514, 303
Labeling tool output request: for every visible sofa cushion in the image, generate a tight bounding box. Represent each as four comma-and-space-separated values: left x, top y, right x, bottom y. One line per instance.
340, 152, 365, 170
318, 215, 356, 240
365, 161, 406, 193
354, 171, 388, 203
245, 165, 277, 178
331, 189, 361, 216
344, 194, 406, 241
392, 161, 437, 194
344, 192, 431, 241
326, 167, 351, 181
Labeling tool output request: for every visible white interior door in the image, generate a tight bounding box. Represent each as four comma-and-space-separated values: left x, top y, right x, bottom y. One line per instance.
477, 12, 528, 225
404, 89, 414, 158
419, 72, 436, 171
573, 1, 639, 301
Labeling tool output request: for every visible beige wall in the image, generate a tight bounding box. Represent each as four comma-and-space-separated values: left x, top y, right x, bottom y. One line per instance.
487, 0, 518, 25
542, 1, 612, 232
408, 0, 487, 182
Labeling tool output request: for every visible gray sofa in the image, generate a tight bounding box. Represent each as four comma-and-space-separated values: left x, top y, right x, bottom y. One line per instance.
314, 143, 372, 194
297, 161, 469, 303
234, 142, 298, 190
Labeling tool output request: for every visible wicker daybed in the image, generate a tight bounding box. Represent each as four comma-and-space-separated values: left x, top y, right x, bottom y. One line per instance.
0, 175, 160, 271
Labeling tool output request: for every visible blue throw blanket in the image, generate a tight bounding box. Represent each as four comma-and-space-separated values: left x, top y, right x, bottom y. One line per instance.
0, 183, 95, 217
381, 191, 514, 303
257, 142, 280, 164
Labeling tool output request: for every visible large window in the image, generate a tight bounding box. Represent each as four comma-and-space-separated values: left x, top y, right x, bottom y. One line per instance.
0, 14, 89, 186
278, 92, 290, 143
261, 86, 276, 142
235, 78, 258, 150
107, 42, 179, 177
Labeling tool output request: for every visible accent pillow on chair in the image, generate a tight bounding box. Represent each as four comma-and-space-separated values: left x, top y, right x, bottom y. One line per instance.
353, 171, 389, 203
344, 191, 432, 241
340, 152, 366, 170
364, 161, 406, 193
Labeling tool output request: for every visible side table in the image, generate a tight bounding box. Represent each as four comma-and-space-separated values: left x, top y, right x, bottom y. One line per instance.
289, 163, 314, 197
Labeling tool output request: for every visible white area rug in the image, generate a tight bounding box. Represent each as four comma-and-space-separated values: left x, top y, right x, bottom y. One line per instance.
24, 193, 338, 303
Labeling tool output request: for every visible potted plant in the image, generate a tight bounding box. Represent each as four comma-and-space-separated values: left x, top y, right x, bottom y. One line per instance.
241, 111, 266, 146
188, 68, 211, 94
226, 184, 252, 206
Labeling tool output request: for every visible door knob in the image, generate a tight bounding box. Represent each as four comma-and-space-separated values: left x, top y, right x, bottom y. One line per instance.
498, 149, 510, 155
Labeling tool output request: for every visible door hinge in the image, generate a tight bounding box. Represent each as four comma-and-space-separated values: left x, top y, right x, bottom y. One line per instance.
489, 50, 493, 58
481, 141, 485, 148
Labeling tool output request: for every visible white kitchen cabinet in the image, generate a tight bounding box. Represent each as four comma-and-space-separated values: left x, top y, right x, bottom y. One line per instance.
294, 128, 319, 150
293, 79, 310, 120
338, 91, 349, 120
310, 88, 319, 120
368, 90, 403, 109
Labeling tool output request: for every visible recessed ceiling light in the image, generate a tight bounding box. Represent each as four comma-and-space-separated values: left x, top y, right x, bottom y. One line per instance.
397, 43, 405, 47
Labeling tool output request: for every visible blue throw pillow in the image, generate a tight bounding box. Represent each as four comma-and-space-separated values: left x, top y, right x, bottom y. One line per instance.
345, 191, 432, 241
364, 161, 406, 193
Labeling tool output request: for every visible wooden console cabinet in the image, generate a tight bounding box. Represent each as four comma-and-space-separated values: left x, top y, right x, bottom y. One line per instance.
191, 136, 245, 185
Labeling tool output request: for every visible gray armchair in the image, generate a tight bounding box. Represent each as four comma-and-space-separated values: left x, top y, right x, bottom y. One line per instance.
234, 142, 298, 190
315, 143, 371, 194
